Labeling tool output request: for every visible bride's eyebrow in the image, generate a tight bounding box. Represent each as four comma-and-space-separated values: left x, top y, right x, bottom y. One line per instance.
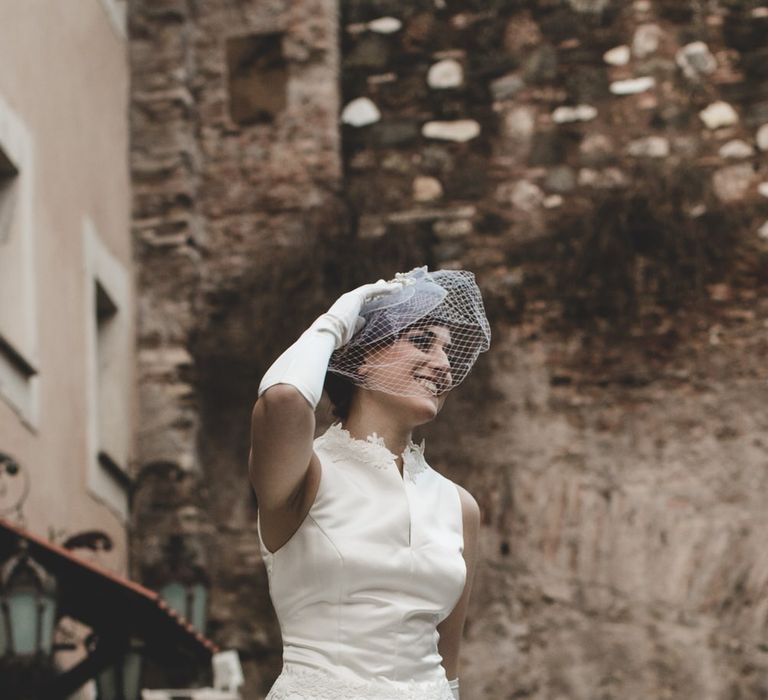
412, 327, 453, 352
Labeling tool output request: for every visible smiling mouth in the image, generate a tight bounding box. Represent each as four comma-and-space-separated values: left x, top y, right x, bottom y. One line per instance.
413, 375, 439, 394
412, 373, 452, 396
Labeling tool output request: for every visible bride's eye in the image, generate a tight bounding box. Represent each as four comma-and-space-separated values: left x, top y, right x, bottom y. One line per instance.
406, 333, 434, 351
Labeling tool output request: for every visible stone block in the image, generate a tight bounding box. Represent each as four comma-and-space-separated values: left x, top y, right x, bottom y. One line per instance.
412, 176, 443, 201
676, 42, 717, 80
577, 167, 628, 188
552, 105, 597, 124
422, 120, 481, 142
524, 45, 558, 84
514, 180, 545, 211
567, 0, 610, 13
388, 205, 476, 225
503, 105, 536, 143
545, 165, 577, 193
367, 17, 402, 34
712, 163, 754, 202
610, 76, 656, 95
341, 97, 381, 126
427, 59, 463, 89
344, 33, 391, 70
371, 120, 420, 147
544, 194, 564, 208
604, 45, 630, 66
433, 219, 473, 239
757, 123, 768, 151
632, 24, 663, 58
503, 12, 542, 55
699, 101, 739, 129
718, 139, 754, 159
626, 136, 670, 158
579, 133, 614, 166
490, 73, 525, 101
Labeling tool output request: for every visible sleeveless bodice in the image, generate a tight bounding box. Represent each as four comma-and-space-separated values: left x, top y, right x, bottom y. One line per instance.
257, 423, 466, 699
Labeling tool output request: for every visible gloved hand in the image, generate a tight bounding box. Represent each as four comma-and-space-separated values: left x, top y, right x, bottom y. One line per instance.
317, 278, 409, 349
258, 278, 409, 409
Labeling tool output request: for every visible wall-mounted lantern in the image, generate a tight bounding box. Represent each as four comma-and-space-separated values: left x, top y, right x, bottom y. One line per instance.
159, 581, 207, 632
0, 541, 57, 657
154, 534, 209, 633
92, 637, 144, 700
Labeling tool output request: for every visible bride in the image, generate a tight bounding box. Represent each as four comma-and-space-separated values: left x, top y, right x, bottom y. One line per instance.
249, 267, 491, 700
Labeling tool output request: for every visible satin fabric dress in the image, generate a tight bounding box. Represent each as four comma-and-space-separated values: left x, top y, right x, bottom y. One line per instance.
257, 423, 466, 700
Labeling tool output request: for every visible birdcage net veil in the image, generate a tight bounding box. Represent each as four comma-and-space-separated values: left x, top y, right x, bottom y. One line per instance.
327, 267, 491, 397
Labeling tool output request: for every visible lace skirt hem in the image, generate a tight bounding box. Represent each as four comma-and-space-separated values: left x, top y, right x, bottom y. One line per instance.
265, 665, 454, 700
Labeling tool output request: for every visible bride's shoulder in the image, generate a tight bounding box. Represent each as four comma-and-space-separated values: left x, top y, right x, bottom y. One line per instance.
438, 476, 480, 529
453, 483, 480, 522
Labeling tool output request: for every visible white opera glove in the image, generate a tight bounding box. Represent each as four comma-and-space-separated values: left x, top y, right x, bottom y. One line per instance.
448, 678, 460, 700
323, 278, 410, 347
257, 279, 408, 409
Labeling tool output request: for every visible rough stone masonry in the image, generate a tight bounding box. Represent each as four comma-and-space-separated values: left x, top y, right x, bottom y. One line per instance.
129, 1, 768, 698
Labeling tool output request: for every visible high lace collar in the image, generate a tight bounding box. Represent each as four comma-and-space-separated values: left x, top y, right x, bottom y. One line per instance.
319, 423, 428, 481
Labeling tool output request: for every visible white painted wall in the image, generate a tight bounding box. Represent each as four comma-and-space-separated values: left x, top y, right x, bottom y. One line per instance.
0, 94, 39, 427
0, 0, 134, 559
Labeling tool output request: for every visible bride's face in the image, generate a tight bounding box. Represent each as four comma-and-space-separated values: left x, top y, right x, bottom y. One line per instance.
358, 324, 454, 424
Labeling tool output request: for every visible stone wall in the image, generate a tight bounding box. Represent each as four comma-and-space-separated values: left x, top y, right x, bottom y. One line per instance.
128, 0, 343, 693
129, 0, 768, 698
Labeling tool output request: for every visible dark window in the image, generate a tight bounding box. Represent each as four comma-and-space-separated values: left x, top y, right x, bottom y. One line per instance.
226, 32, 288, 125
0, 144, 19, 245
94, 279, 125, 480
0, 145, 32, 381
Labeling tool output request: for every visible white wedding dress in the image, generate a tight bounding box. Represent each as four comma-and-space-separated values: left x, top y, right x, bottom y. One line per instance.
257, 423, 466, 700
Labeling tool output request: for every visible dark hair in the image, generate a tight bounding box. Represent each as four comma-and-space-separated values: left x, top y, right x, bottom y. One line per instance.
324, 371, 356, 420
322, 324, 395, 420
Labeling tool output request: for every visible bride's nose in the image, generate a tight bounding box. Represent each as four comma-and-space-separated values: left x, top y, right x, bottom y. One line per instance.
427, 346, 452, 381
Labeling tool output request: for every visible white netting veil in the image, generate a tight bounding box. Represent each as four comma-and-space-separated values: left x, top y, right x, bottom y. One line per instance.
327, 266, 491, 397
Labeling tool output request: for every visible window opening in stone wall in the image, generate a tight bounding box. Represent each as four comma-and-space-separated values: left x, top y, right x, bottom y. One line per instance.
225, 32, 288, 125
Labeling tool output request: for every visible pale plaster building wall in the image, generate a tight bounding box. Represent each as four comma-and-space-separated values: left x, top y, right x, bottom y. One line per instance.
0, 0, 134, 574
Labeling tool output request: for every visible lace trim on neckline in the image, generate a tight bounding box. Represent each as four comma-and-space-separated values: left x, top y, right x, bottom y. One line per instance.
320, 423, 428, 480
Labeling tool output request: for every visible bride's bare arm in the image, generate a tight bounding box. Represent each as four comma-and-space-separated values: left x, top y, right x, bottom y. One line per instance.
248, 278, 407, 511
249, 385, 316, 510
438, 485, 481, 683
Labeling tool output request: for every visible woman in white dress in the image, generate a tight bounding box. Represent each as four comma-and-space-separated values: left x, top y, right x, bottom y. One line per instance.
249, 267, 491, 700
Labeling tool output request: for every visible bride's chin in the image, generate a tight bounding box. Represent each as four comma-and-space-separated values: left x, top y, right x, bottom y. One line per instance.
369, 387, 442, 424
398, 394, 441, 424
